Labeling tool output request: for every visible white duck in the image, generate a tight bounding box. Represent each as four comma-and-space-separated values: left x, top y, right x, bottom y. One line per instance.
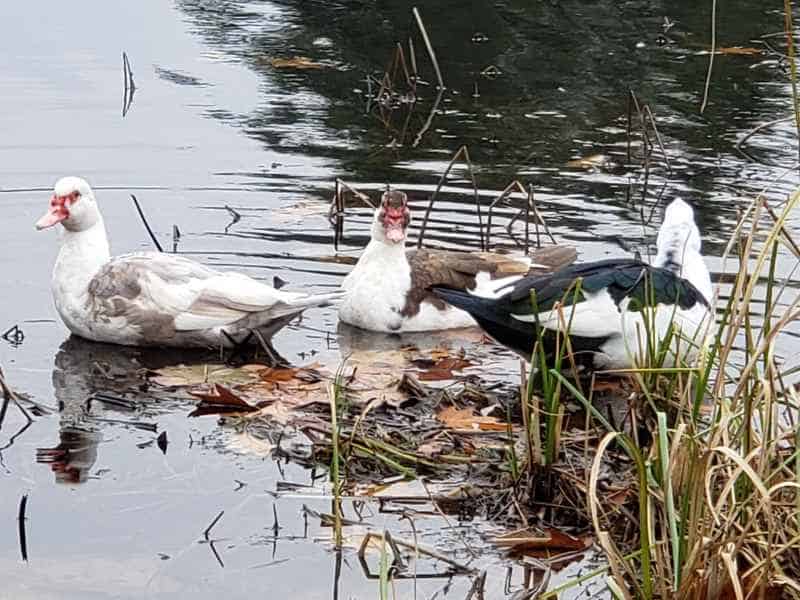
339, 189, 577, 333
432, 198, 714, 369
37, 176, 343, 352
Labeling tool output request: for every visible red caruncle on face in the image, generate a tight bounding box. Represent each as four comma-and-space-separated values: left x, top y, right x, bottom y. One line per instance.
36, 191, 80, 230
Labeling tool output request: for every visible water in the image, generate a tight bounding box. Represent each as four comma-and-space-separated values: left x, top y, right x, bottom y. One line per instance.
1, 1, 798, 598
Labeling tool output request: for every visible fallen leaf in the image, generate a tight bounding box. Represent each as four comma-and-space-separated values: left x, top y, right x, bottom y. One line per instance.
493, 527, 591, 555
410, 353, 473, 381
188, 383, 258, 416
437, 405, 509, 431
271, 56, 323, 69
259, 367, 300, 382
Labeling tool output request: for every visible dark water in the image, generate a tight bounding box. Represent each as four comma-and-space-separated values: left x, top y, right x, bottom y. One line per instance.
1, 1, 798, 598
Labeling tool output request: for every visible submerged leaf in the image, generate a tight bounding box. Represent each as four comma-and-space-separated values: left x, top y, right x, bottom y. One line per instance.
188, 383, 258, 416
436, 405, 508, 431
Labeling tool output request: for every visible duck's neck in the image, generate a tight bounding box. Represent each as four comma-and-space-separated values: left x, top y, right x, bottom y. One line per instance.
655, 246, 713, 304
363, 237, 407, 261
54, 218, 111, 293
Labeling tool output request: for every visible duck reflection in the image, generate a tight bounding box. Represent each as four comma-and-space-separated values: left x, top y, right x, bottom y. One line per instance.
336, 320, 486, 353
37, 337, 210, 484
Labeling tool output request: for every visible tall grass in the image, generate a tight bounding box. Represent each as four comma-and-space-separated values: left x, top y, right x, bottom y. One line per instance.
577, 191, 800, 597
328, 364, 348, 549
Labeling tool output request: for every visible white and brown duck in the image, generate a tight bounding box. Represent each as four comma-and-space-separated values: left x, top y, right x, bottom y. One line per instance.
339, 189, 577, 332
37, 176, 344, 352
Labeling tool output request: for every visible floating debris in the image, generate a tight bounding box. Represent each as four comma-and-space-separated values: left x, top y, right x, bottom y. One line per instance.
270, 56, 324, 70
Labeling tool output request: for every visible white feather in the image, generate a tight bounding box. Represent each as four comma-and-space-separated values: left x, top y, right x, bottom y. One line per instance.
511, 289, 623, 338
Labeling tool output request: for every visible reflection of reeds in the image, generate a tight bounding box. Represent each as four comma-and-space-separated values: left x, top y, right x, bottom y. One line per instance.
416, 145, 483, 249
130, 194, 163, 252
328, 366, 346, 549
412, 7, 443, 90
328, 153, 559, 256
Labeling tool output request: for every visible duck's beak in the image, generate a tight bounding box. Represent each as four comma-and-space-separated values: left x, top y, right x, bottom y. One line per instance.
36, 197, 68, 230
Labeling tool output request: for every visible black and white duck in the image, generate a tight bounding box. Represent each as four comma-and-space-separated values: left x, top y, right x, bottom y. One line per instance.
338, 189, 577, 332
432, 198, 714, 369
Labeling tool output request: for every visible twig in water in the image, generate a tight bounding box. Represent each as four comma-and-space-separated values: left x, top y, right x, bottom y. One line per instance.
412, 7, 444, 89
626, 92, 633, 164
416, 145, 484, 250
224, 205, 241, 233
18, 494, 28, 562
332, 549, 343, 600
204, 509, 225, 539
88, 415, 157, 432
699, 0, 716, 113
122, 51, 136, 117
328, 179, 377, 250
487, 180, 556, 250
408, 36, 418, 81
0, 367, 32, 431
736, 116, 795, 158
130, 195, 163, 252
644, 105, 672, 174
412, 88, 443, 148
1, 325, 24, 346
358, 532, 475, 575
172, 225, 181, 253
464, 571, 487, 600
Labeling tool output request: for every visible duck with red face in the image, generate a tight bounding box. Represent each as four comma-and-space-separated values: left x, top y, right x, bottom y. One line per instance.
36, 176, 345, 354
339, 188, 577, 333
375, 190, 411, 244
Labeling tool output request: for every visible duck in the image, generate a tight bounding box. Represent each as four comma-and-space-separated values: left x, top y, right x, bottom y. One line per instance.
36, 176, 344, 353
431, 198, 713, 369
338, 189, 577, 333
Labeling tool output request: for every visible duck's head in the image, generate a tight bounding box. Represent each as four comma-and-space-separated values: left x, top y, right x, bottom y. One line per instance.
373, 189, 410, 244
657, 198, 701, 257
36, 176, 101, 232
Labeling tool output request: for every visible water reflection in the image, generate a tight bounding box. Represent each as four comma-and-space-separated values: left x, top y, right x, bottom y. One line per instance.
37, 428, 101, 484
36, 337, 207, 484
174, 0, 799, 222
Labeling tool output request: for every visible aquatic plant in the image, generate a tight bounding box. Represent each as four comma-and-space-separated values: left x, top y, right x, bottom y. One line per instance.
575, 191, 800, 597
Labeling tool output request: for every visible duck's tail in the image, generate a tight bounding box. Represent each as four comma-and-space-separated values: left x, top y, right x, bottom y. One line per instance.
431, 286, 499, 323
286, 289, 346, 308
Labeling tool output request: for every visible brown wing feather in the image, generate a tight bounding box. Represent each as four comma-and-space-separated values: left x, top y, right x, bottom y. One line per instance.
401, 245, 577, 317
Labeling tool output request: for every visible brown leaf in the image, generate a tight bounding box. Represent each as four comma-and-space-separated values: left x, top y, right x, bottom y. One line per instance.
259, 367, 300, 383
271, 56, 323, 69
411, 354, 473, 381
493, 527, 591, 555
188, 383, 257, 416
417, 369, 459, 381
436, 405, 509, 431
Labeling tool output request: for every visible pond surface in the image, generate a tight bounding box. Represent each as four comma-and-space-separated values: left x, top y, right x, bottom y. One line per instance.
1, 1, 799, 598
